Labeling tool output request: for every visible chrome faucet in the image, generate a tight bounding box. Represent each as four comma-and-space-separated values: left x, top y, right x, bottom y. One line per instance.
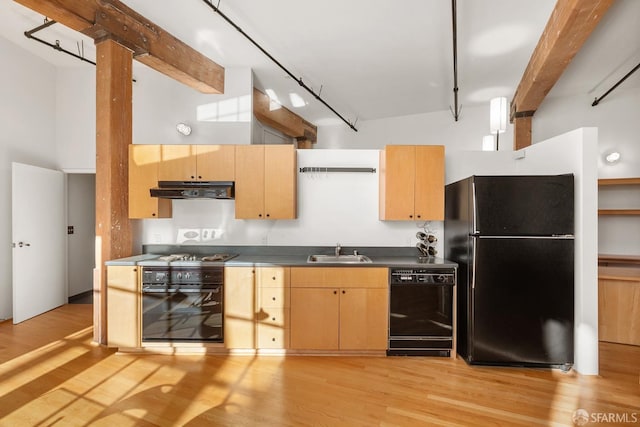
335, 243, 342, 257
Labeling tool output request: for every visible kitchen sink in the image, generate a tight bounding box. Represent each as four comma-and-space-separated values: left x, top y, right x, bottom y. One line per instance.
307, 254, 372, 263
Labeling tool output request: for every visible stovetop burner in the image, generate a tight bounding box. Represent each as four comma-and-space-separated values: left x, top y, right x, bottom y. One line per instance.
156, 253, 238, 263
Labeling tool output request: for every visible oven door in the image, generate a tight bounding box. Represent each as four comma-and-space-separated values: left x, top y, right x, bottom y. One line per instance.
142, 286, 223, 342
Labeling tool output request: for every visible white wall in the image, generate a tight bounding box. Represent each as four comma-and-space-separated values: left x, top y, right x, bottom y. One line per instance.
56, 66, 95, 172
446, 128, 599, 375
134, 66, 253, 146
317, 103, 513, 152
139, 149, 442, 252
0, 36, 58, 320
55, 66, 254, 171
533, 87, 640, 256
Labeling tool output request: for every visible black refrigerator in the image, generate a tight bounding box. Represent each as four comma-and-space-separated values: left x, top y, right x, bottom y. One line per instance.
444, 175, 574, 370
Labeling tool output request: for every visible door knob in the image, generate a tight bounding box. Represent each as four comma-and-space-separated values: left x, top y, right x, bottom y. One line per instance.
13, 242, 31, 248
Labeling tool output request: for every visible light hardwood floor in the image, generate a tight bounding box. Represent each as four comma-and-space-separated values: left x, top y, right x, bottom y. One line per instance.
1, 304, 639, 426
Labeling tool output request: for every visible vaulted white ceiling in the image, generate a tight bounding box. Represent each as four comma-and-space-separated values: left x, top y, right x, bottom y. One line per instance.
1, 0, 638, 129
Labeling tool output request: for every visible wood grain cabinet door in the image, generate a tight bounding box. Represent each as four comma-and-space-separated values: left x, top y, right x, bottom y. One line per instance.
224, 267, 256, 349
235, 144, 297, 219
128, 145, 172, 219
414, 145, 444, 221
379, 145, 445, 221
158, 145, 197, 180
339, 288, 388, 350
196, 145, 235, 181
290, 287, 339, 350
264, 144, 297, 219
235, 145, 266, 219
107, 266, 140, 348
379, 145, 416, 220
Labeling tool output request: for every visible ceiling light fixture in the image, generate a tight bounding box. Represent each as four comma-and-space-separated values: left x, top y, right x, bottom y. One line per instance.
176, 122, 192, 136
604, 151, 621, 164
489, 97, 507, 150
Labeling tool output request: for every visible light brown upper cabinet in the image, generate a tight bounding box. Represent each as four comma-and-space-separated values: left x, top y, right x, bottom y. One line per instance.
129, 145, 172, 219
379, 145, 445, 221
158, 145, 235, 181
235, 144, 297, 219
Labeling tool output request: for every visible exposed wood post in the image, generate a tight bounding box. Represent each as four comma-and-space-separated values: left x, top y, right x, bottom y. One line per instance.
94, 39, 133, 344
513, 116, 533, 151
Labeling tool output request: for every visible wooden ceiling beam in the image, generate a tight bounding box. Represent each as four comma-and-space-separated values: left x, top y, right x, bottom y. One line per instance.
253, 88, 318, 145
14, 0, 225, 94
510, 0, 614, 148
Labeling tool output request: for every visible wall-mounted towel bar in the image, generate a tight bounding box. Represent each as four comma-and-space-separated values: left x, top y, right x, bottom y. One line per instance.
299, 167, 376, 173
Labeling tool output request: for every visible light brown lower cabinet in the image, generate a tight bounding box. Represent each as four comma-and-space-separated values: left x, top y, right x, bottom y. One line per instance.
256, 267, 290, 349
290, 288, 340, 349
338, 288, 388, 350
106, 265, 140, 348
598, 276, 640, 346
290, 267, 389, 351
224, 267, 257, 349
224, 266, 291, 350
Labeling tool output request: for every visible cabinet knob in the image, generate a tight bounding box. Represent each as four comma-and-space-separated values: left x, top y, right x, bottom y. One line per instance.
272, 338, 276, 342
417, 215, 421, 219
152, 213, 156, 217
198, 175, 202, 179
272, 297, 276, 301
258, 214, 262, 218
333, 290, 337, 295
266, 213, 270, 218
191, 175, 195, 179
272, 317, 276, 321
409, 215, 413, 219
272, 276, 276, 281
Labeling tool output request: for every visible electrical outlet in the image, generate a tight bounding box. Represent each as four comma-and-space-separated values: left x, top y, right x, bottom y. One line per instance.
201, 228, 216, 241
67, 226, 74, 235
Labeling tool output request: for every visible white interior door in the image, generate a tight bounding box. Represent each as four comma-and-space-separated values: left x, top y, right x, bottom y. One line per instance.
12, 162, 66, 324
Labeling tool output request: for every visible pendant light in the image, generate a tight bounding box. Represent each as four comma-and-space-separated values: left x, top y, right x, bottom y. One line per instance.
489, 97, 507, 150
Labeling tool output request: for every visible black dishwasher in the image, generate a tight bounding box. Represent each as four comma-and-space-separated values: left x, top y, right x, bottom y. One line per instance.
388, 267, 456, 356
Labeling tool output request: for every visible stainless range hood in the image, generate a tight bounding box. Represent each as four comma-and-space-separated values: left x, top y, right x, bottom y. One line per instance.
150, 181, 234, 199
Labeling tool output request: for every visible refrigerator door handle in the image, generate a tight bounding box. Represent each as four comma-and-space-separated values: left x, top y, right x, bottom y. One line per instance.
475, 235, 575, 239
471, 238, 477, 290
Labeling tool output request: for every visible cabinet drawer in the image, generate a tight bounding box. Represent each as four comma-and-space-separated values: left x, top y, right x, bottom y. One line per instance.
258, 267, 290, 287
257, 307, 289, 327
257, 325, 290, 349
290, 267, 388, 288
259, 287, 290, 308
